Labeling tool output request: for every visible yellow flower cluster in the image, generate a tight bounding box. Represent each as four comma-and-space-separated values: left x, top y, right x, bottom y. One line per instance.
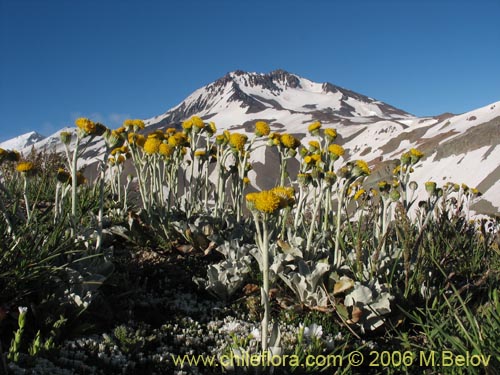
255, 121, 271, 137
0, 148, 20, 163
303, 153, 321, 166
128, 133, 146, 148
168, 132, 188, 147
123, 119, 145, 131
182, 116, 205, 131
401, 148, 424, 165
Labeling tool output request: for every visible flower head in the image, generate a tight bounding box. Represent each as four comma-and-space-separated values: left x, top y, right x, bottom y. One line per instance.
16, 161, 34, 173
75, 117, 97, 136
255, 121, 270, 137
324, 128, 337, 141
60, 131, 72, 145
280, 133, 300, 149
425, 181, 437, 195
352, 160, 371, 177
253, 190, 281, 214
328, 144, 345, 159
159, 143, 173, 157
270, 186, 295, 209
194, 149, 207, 158
354, 189, 366, 201
143, 137, 162, 154
168, 132, 188, 147
229, 133, 248, 152
128, 133, 146, 147
308, 121, 321, 135
308, 140, 320, 151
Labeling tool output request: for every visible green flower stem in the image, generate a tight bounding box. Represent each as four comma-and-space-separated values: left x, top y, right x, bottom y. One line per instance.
22, 175, 31, 222
261, 215, 270, 353
306, 184, 326, 255
96, 149, 110, 253
333, 182, 349, 268
293, 185, 306, 230
70, 137, 81, 219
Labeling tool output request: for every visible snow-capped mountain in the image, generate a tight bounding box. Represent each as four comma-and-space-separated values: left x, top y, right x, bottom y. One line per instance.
0, 131, 45, 151
3, 70, 499, 214
146, 69, 412, 130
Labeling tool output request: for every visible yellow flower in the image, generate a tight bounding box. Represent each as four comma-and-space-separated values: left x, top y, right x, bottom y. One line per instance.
325, 128, 337, 140
270, 186, 295, 209
229, 133, 248, 152
57, 168, 86, 185
208, 122, 217, 134
243, 176, 250, 185
304, 155, 313, 165
215, 134, 226, 145
159, 143, 173, 157
281, 133, 299, 149
168, 132, 188, 147
354, 189, 366, 201
245, 192, 259, 203
166, 127, 177, 135
128, 133, 146, 148
60, 131, 72, 145
328, 144, 345, 158
325, 171, 337, 185
182, 119, 193, 130
425, 181, 437, 195
116, 155, 126, 164
133, 119, 145, 130
311, 154, 321, 164
411, 150, 423, 165
410, 148, 424, 161
75, 117, 96, 135
194, 150, 207, 157
308, 121, 321, 134
308, 140, 320, 151
143, 137, 162, 154
297, 173, 311, 185
378, 180, 390, 193
191, 116, 205, 128
57, 168, 71, 184
16, 161, 34, 173
148, 130, 164, 140
255, 121, 271, 137
352, 160, 370, 177
254, 190, 281, 214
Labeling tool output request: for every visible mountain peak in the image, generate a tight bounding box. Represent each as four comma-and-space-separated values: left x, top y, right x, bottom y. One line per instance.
0, 131, 46, 151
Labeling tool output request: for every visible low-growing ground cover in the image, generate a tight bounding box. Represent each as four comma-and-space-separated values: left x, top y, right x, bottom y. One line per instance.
0, 118, 499, 374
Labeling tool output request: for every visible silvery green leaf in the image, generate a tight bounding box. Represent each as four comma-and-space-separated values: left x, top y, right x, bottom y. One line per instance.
345, 283, 373, 306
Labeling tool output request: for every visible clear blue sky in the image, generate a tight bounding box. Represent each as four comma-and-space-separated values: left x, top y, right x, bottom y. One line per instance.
1, 0, 499, 142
